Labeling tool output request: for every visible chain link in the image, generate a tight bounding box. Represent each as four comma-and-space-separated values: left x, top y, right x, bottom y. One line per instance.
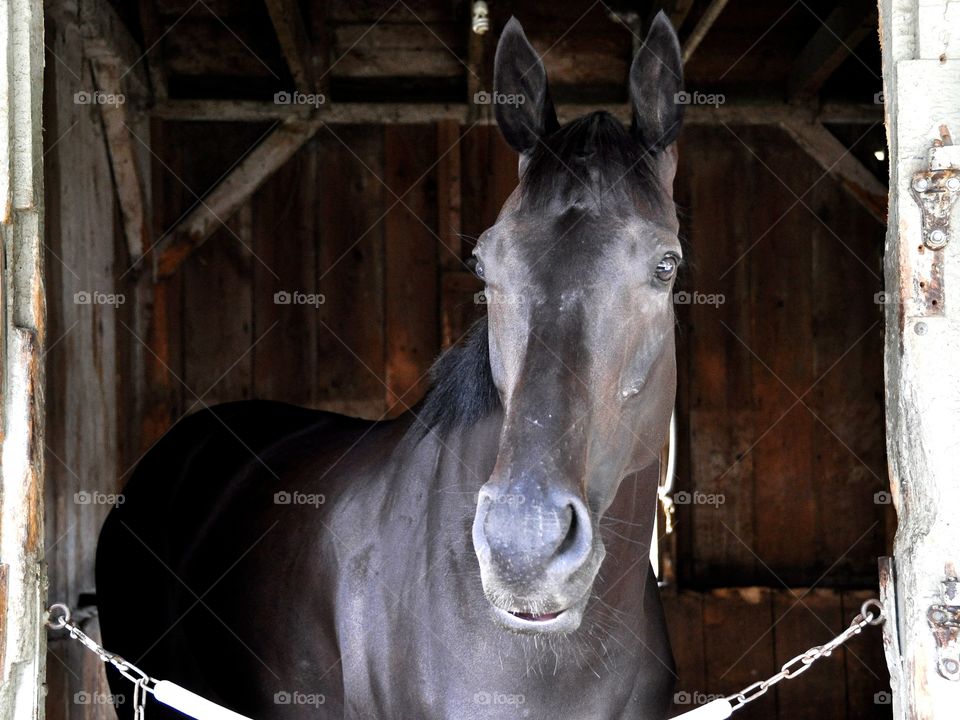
726, 598, 884, 713
48, 597, 884, 719
46, 603, 155, 719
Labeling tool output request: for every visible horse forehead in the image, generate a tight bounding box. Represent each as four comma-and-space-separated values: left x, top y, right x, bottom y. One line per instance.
503, 212, 664, 272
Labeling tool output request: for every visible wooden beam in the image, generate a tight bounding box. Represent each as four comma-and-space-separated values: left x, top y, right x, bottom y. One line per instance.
787, 1, 878, 100
137, 0, 168, 100
151, 99, 884, 126
265, 0, 317, 91
780, 119, 886, 222
681, 0, 731, 64
880, 0, 960, 716
90, 57, 150, 261
77, 0, 148, 97
153, 117, 321, 277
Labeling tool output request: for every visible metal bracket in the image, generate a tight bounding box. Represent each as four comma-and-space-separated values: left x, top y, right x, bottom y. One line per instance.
910, 169, 960, 250
928, 575, 960, 681
907, 127, 960, 315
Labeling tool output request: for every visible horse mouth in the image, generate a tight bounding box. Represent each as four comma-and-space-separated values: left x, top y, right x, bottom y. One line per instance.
490, 596, 589, 634
508, 609, 564, 622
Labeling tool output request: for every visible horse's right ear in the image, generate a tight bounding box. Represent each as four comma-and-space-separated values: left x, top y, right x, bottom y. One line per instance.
493, 17, 559, 155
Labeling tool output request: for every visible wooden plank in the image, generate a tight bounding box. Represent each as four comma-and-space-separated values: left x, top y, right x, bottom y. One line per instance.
384, 124, 439, 414
332, 22, 464, 78
779, 120, 887, 223
772, 589, 846, 720
175, 122, 261, 406
806, 156, 887, 587
154, 117, 321, 277
75, 0, 148, 97
681, 0, 731, 64
0, 329, 46, 719
41, 13, 120, 626
440, 271, 483, 349
702, 588, 776, 715
183, 204, 254, 406
89, 58, 150, 262
842, 590, 892, 720
151, 100, 884, 126
461, 126, 516, 248
748, 126, 817, 586
265, 0, 317, 91
315, 126, 387, 419
678, 127, 756, 586
140, 118, 185, 451
879, 0, 960, 713
661, 590, 706, 716
787, 1, 879, 100
251, 144, 319, 404
436, 119, 462, 271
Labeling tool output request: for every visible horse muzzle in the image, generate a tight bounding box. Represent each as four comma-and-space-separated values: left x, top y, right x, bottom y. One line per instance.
472, 483, 604, 634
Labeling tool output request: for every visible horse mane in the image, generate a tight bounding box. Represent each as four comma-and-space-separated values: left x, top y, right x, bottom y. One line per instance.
417, 317, 500, 433
520, 110, 669, 212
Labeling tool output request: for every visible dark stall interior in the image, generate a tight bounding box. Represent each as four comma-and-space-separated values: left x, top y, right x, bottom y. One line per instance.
43, 1, 892, 718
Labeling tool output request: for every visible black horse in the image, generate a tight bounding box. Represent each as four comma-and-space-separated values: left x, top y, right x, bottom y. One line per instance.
97, 13, 685, 719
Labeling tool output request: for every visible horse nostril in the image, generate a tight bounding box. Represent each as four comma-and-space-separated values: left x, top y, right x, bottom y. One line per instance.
548, 496, 592, 574
555, 504, 578, 557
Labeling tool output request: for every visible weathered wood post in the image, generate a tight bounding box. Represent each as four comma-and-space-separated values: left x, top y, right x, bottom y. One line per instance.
879, 0, 960, 717
0, 0, 47, 719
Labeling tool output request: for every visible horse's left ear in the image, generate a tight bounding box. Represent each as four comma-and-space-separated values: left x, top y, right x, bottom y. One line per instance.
629, 11, 683, 152
493, 17, 560, 155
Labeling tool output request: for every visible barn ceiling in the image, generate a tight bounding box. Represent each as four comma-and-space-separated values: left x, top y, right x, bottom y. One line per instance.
81, 0, 887, 275
108, 0, 883, 106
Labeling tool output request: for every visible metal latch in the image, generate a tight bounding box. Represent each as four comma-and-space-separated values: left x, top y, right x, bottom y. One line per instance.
928, 574, 960, 681
907, 125, 960, 315
910, 168, 960, 250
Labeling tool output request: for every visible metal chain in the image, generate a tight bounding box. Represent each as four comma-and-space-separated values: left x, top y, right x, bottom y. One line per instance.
46, 603, 155, 719
726, 598, 884, 713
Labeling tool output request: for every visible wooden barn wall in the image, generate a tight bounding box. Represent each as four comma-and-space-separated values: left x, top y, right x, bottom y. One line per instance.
672, 125, 889, 591
148, 120, 890, 590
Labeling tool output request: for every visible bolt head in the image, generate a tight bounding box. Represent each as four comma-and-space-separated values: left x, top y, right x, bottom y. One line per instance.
948, 177, 960, 191
915, 178, 929, 191
928, 229, 948, 248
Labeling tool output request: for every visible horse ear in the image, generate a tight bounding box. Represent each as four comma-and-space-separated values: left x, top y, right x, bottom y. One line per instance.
629, 11, 684, 151
493, 17, 559, 155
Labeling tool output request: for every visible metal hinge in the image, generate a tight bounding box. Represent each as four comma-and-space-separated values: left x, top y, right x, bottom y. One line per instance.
908, 125, 960, 315
928, 575, 960, 681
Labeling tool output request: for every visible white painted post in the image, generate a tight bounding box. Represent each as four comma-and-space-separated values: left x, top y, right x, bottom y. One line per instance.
0, 0, 47, 719
879, 0, 960, 718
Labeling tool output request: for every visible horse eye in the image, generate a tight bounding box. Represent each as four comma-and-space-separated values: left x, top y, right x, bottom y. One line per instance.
470, 258, 486, 280
655, 255, 678, 282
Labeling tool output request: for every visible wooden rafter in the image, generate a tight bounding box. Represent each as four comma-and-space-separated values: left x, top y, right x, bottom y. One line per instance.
151, 99, 883, 126
77, 0, 148, 96
89, 58, 151, 262
663, 0, 696, 30
265, 0, 317, 91
681, 0, 731, 64
153, 117, 321, 277
787, 1, 878, 100
780, 119, 886, 222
